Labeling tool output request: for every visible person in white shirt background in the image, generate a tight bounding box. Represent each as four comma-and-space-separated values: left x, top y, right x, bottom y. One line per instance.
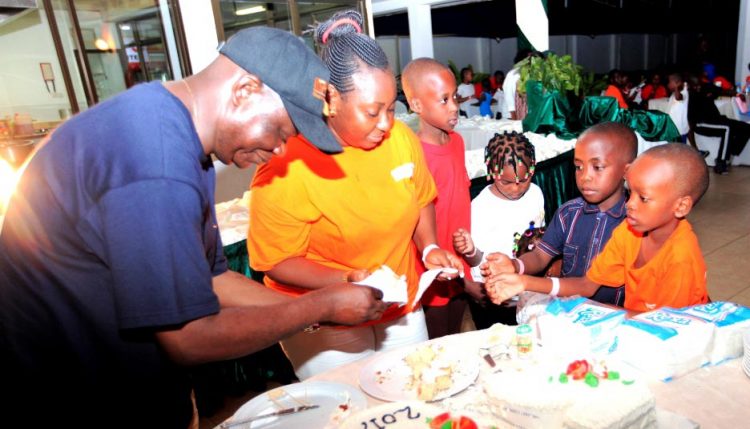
502, 49, 532, 120
492, 70, 506, 119
457, 67, 478, 117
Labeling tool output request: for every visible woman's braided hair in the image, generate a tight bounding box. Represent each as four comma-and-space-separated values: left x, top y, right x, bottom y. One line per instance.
314, 10, 389, 94
484, 131, 536, 182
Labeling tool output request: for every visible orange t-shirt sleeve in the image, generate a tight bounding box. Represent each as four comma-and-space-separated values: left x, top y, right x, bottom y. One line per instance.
586, 222, 628, 286
247, 150, 321, 272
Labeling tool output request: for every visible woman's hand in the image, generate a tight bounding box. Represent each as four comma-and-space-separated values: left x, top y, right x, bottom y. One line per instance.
423, 247, 464, 280
452, 228, 474, 256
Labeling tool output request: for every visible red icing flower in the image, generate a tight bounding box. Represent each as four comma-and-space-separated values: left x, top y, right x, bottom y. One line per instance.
566, 360, 590, 380
428, 412, 479, 429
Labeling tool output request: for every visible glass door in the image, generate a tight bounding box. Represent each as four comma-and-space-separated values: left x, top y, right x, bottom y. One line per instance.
118, 13, 172, 87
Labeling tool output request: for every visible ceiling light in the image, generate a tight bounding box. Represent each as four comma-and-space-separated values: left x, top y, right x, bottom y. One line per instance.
94, 38, 110, 51
235, 5, 266, 16
120, 24, 131, 31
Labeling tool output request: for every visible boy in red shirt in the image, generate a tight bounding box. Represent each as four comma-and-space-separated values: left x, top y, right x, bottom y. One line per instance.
484, 143, 709, 312
402, 58, 477, 338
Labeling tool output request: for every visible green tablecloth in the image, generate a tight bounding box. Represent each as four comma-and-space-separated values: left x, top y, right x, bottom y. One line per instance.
522, 80, 681, 143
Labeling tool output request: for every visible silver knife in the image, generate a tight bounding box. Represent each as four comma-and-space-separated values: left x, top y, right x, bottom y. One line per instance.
220, 405, 320, 428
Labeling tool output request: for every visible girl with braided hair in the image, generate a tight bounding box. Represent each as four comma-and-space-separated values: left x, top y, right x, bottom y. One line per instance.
452, 131, 545, 329
248, 10, 462, 380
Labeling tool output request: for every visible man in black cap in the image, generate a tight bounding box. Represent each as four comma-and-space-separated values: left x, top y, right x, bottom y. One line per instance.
0, 27, 385, 428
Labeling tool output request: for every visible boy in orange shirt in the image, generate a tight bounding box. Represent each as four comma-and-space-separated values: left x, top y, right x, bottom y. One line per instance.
485, 143, 709, 312
402, 58, 477, 338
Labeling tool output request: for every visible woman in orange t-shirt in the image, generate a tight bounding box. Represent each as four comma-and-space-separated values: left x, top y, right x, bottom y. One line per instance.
248, 11, 462, 380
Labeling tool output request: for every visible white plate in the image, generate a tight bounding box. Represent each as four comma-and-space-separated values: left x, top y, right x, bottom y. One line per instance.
340, 401, 445, 429
229, 381, 367, 428
358, 345, 480, 402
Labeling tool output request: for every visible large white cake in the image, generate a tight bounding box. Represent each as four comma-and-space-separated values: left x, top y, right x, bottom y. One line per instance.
484, 359, 657, 429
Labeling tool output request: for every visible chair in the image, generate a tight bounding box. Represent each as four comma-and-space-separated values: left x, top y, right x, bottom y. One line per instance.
690, 123, 730, 167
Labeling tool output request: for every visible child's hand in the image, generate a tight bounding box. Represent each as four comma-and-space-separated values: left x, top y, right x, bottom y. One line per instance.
452, 228, 474, 256
463, 278, 486, 303
485, 273, 525, 304
480, 252, 515, 276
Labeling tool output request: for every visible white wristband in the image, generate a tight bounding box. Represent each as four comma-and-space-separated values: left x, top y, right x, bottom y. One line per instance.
422, 244, 439, 264
549, 277, 560, 297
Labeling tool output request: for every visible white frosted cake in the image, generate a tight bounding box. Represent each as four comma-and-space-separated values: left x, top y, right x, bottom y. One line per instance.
615, 308, 714, 380
484, 359, 656, 429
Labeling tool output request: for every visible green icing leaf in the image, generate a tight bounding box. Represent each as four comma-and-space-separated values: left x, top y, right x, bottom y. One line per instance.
584, 372, 599, 387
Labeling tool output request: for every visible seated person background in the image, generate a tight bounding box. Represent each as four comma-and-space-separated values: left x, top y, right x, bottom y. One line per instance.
604, 69, 629, 109
484, 143, 710, 312
478, 122, 636, 306
640, 72, 668, 105
687, 73, 750, 174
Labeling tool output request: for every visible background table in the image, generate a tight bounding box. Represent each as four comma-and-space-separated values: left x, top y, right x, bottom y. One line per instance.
309, 328, 750, 429
648, 96, 739, 120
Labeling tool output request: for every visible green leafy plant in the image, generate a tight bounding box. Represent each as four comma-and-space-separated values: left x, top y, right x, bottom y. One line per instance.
580, 71, 609, 96
448, 60, 489, 84
517, 53, 583, 96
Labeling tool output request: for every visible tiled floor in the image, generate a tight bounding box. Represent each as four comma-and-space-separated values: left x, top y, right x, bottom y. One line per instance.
198, 166, 750, 428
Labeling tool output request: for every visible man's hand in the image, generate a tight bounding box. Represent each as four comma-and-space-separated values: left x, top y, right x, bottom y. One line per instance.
480, 252, 515, 277
345, 269, 370, 283
424, 248, 464, 280
318, 284, 387, 325
452, 228, 474, 256
485, 273, 525, 304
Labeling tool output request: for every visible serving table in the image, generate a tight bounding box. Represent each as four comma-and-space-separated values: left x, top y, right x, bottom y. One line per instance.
306, 328, 750, 429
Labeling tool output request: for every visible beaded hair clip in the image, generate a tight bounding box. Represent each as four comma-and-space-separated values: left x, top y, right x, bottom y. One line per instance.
484, 131, 537, 183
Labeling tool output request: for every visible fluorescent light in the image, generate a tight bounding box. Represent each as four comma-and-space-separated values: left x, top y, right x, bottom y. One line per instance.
236, 5, 266, 16
120, 24, 131, 31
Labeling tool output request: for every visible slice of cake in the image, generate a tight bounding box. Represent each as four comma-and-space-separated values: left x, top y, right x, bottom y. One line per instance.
403, 345, 455, 401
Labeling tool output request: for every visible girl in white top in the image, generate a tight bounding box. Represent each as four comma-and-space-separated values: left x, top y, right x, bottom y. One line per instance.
667, 73, 690, 139
453, 131, 545, 282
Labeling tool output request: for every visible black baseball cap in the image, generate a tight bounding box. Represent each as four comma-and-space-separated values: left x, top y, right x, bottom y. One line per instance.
219, 27, 341, 153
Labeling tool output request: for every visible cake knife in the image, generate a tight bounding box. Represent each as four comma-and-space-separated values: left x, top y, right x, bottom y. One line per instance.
220, 405, 319, 428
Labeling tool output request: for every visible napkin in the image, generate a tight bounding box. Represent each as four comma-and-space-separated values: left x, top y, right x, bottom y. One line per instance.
354, 265, 458, 307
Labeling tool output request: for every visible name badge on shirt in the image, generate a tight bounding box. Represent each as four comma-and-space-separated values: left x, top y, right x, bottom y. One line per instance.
391, 162, 414, 181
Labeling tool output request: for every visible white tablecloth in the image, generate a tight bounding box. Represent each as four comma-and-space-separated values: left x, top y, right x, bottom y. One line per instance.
648, 96, 739, 120
397, 114, 577, 180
